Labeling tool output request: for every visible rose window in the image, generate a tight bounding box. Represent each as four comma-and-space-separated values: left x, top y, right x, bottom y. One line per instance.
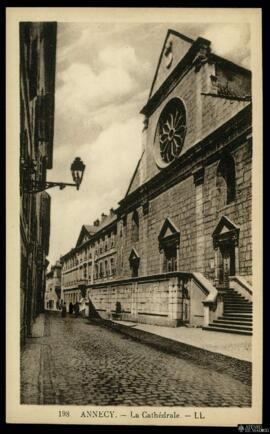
157, 98, 187, 165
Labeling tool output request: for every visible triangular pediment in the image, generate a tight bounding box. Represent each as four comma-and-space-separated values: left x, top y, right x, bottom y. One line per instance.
158, 217, 180, 241
212, 216, 239, 237
149, 29, 194, 98
76, 225, 91, 247
129, 247, 140, 262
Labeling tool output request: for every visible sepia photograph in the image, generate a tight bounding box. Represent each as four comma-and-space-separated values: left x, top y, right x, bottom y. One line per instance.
6, 7, 263, 426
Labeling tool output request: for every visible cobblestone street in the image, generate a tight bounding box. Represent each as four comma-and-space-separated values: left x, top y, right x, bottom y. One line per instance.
21, 313, 251, 406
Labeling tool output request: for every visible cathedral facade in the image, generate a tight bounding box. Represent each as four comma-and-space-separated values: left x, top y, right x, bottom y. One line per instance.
61, 30, 252, 334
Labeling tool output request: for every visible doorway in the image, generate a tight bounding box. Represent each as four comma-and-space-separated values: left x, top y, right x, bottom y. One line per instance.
212, 216, 240, 289
218, 242, 236, 287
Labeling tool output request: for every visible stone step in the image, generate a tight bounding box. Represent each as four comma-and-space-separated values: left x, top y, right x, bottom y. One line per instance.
213, 319, 252, 327
223, 313, 253, 319
225, 291, 250, 299
202, 326, 252, 336
224, 299, 248, 303
204, 287, 253, 336
213, 320, 252, 330
224, 312, 253, 315
224, 298, 251, 303
224, 311, 253, 316
224, 295, 247, 300
220, 315, 252, 322
224, 306, 253, 310
224, 295, 252, 303
209, 322, 252, 331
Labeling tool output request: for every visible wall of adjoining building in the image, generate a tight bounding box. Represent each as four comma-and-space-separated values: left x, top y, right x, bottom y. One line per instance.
45, 262, 62, 311
20, 22, 57, 342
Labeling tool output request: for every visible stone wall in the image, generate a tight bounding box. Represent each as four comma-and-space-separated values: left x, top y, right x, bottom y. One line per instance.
88, 274, 206, 327
117, 138, 252, 285
202, 140, 252, 283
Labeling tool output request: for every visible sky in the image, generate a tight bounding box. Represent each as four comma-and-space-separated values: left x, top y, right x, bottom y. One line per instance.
47, 22, 251, 265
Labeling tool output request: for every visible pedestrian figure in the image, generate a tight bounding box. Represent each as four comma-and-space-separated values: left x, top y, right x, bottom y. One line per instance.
61, 302, 67, 318
69, 302, 73, 314
74, 302, 79, 318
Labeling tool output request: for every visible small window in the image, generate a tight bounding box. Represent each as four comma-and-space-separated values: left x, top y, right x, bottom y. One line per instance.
131, 211, 139, 242
99, 262, 104, 278
94, 264, 98, 280
104, 260, 108, 277
130, 259, 139, 277
163, 244, 177, 272
111, 257, 116, 275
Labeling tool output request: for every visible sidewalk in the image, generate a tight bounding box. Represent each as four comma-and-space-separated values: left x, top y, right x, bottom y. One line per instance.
31, 313, 45, 337
20, 314, 46, 404
111, 320, 252, 362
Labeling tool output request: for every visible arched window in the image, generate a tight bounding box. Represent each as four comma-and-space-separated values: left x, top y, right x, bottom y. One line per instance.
110, 257, 116, 275
95, 263, 98, 280
131, 210, 139, 242
99, 262, 104, 278
216, 153, 236, 206
104, 260, 108, 277
129, 248, 140, 278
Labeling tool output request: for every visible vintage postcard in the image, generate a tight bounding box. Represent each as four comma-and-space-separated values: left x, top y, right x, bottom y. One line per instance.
6, 7, 263, 427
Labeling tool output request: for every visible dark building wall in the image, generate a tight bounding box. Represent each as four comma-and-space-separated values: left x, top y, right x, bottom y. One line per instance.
20, 22, 57, 343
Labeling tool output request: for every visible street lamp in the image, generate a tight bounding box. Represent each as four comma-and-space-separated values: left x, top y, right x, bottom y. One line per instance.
70, 157, 86, 190
21, 157, 86, 193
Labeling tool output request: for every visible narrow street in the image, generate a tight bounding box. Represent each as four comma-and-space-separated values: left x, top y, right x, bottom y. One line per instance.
21, 312, 251, 407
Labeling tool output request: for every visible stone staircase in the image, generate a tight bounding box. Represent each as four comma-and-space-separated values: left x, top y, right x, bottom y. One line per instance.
203, 288, 253, 335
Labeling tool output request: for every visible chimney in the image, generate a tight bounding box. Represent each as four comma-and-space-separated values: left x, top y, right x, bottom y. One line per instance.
101, 212, 107, 222
94, 219, 100, 227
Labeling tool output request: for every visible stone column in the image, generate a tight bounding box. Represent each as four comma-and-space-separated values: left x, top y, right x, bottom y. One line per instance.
203, 304, 210, 326
193, 168, 205, 273
214, 247, 219, 287
131, 281, 138, 320
168, 276, 180, 326
159, 248, 164, 273
235, 244, 239, 275
176, 243, 180, 271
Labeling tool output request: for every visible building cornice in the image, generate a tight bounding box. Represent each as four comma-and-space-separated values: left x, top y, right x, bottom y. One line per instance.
89, 271, 191, 289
